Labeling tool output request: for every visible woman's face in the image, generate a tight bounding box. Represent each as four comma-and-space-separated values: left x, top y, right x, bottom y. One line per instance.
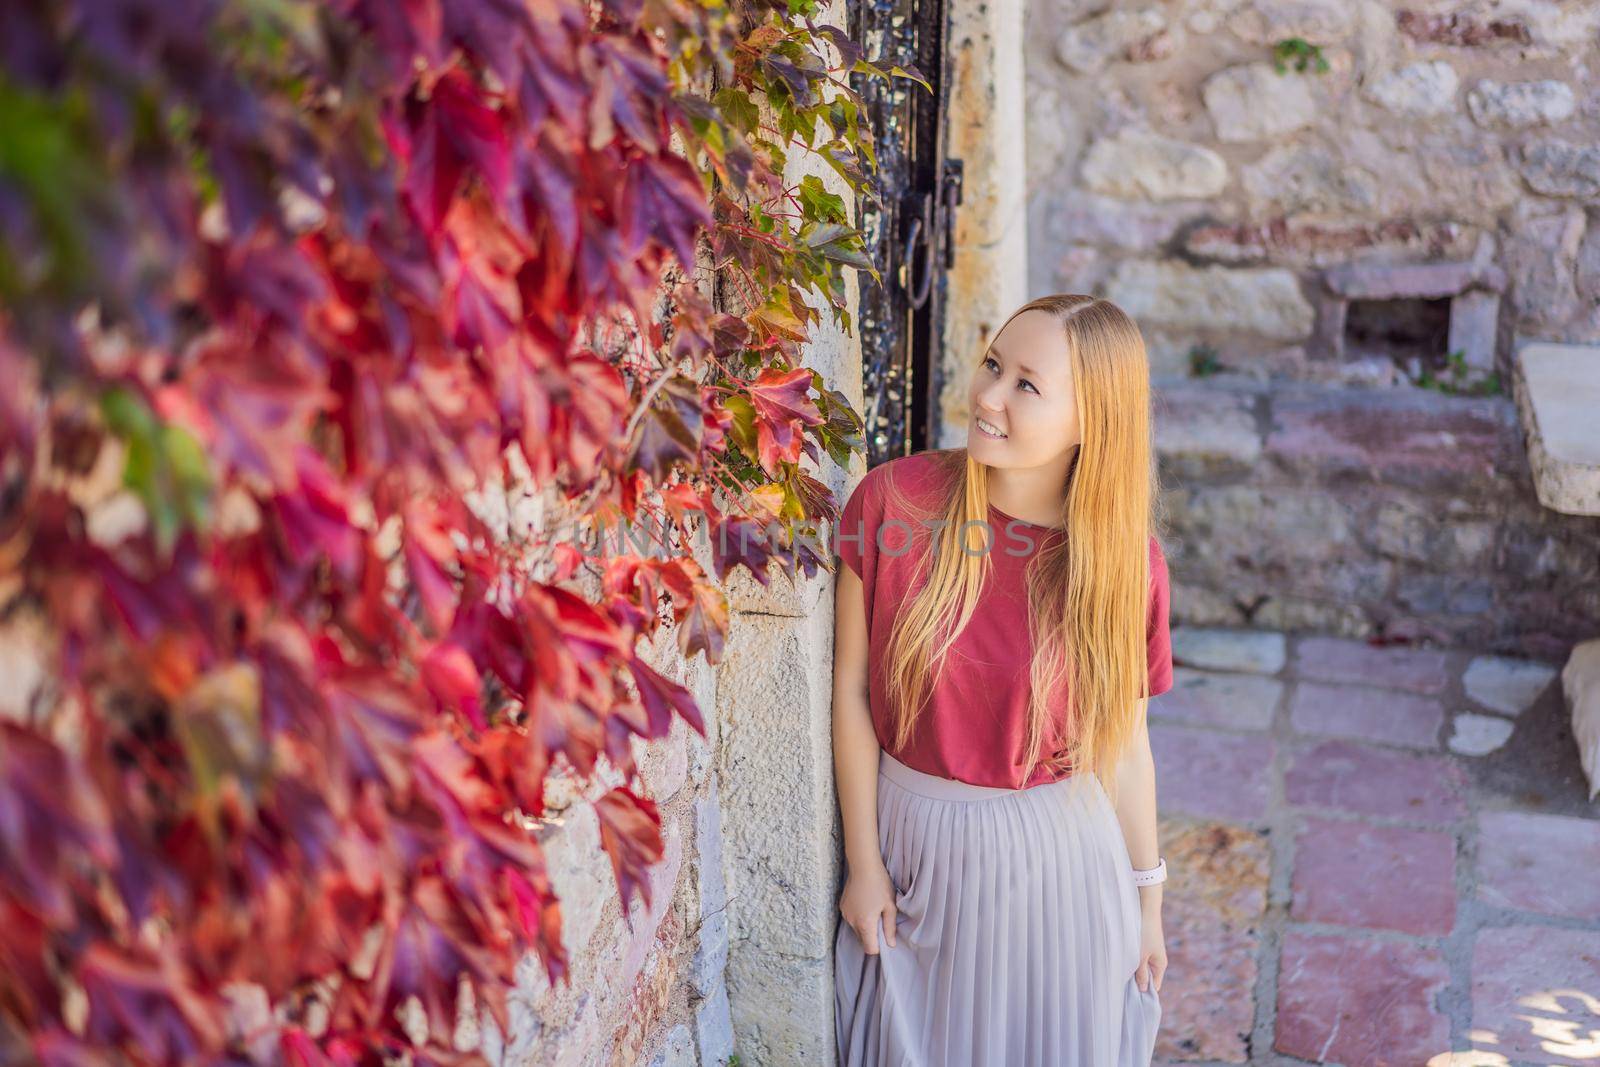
966, 309, 1081, 469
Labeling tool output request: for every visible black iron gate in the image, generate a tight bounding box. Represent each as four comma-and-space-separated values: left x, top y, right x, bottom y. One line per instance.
848, 0, 960, 468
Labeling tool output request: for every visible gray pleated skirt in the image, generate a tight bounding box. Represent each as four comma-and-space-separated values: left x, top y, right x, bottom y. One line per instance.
835, 750, 1162, 1066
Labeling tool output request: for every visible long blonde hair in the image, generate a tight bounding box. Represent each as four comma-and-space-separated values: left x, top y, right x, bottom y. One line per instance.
878, 295, 1164, 798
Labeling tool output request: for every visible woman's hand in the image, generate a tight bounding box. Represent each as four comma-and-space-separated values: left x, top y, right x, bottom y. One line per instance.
1134, 898, 1166, 993
840, 860, 900, 954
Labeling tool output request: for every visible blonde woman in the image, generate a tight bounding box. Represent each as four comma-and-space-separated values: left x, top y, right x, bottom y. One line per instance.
832, 295, 1171, 1065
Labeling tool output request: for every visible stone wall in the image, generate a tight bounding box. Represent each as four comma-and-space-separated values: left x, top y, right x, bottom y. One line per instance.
501, 1, 865, 1061
495, 365, 858, 1066
494, 646, 728, 1067
1005, 0, 1600, 652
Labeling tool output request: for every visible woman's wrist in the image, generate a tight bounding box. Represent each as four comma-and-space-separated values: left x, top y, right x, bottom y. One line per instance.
1138, 883, 1163, 914
845, 841, 887, 872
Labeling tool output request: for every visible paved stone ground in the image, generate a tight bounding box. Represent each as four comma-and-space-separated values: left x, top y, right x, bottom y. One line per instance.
1147, 627, 1600, 1067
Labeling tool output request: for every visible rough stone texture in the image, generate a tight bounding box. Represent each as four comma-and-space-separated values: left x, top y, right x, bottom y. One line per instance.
1568, 638, 1600, 801
1079, 129, 1229, 201
1504, 201, 1586, 330
1152, 386, 1261, 480
1274, 932, 1452, 1065
1167, 489, 1418, 616
1144, 371, 1590, 651
1289, 681, 1445, 749
1290, 817, 1457, 935
1054, 7, 1166, 75
1100, 632, 1600, 1063
1201, 62, 1318, 142
690, 791, 730, 998
714, 608, 840, 1066
1462, 653, 1560, 716
1149, 723, 1275, 823
1447, 712, 1516, 756
1227, 0, 1352, 45
1265, 387, 1522, 493
1475, 810, 1600, 920
1152, 668, 1281, 731
1153, 822, 1268, 1063
1170, 626, 1287, 676
1363, 60, 1459, 117
1447, 289, 1501, 375
636, 717, 691, 804
1037, 192, 1197, 253
1292, 637, 1453, 694
1151, 380, 1598, 650
1368, 497, 1494, 569
1285, 738, 1468, 822
1467, 77, 1576, 128
620, 821, 686, 992
695, 982, 735, 1066
1106, 261, 1314, 341
1416, 136, 1525, 217
543, 806, 617, 961
1240, 144, 1381, 217
647, 1023, 697, 1067
1515, 341, 1600, 516
1322, 257, 1505, 300
1182, 216, 1477, 270
1517, 138, 1600, 198
1470, 926, 1600, 1063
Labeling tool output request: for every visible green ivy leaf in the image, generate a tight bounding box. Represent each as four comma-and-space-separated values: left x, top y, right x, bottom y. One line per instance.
712, 87, 760, 135
797, 174, 847, 225
722, 393, 758, 457
100, 386, 212, 554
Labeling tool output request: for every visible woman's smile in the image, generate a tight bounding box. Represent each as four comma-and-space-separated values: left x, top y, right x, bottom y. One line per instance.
974, 415, 1008, 439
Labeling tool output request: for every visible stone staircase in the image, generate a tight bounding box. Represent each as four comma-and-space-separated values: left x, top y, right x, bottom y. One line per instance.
1151, 372, 1595, 656
1150, 342, 1600, 799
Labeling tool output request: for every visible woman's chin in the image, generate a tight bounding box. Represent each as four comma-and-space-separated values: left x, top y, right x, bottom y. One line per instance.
969, 430, 1009, 452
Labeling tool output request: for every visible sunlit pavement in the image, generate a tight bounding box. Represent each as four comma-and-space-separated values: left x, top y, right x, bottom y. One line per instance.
1145, 628, 1599, 1067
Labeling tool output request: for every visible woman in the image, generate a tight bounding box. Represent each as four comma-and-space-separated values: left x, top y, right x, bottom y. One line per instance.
832, 295, 1171, 1066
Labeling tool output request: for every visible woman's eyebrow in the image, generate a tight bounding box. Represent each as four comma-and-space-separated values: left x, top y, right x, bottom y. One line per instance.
989, 343, 1041, 377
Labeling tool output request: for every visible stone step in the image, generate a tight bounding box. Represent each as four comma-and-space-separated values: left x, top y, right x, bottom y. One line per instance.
1153, 376, 1525, 498
1513, 340, 1600, 516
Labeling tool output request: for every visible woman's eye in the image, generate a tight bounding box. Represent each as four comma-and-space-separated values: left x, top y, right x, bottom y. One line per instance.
983, 356, 1036, 393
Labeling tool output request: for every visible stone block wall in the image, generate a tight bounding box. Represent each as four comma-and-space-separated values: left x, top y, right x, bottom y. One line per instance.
1007, 0, 1600, 651
1154, 378, 1599, 659
489, 639, 736, 1067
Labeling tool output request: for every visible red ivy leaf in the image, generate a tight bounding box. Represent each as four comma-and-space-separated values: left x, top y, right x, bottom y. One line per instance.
420, 641, 484, 729
499, 865, 566, 990
747, 366, 823, 474
625, 654, 705, 737
592, 786, 663, 921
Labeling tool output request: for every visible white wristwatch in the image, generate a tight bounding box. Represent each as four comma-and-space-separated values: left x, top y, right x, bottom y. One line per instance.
1132, 857, 1167, 887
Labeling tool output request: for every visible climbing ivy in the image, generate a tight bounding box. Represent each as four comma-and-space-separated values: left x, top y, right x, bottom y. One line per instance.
0, 0, 923, 1060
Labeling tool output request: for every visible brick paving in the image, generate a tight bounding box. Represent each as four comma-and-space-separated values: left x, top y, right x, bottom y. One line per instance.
1147, 627, 1599, 1067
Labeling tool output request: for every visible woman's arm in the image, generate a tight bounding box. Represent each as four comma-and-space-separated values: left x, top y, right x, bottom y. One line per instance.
1112, 698, 1160, 881
833, 564, 881, 870
1112, 698, 1166, 990
832, 564, 898, 951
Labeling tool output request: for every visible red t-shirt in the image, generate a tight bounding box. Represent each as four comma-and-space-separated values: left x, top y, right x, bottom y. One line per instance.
834, 449, 1173, 789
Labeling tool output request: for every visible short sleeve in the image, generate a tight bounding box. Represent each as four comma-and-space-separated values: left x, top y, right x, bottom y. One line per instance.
1146, 536, 1174, 698
835, 467, 879, 578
